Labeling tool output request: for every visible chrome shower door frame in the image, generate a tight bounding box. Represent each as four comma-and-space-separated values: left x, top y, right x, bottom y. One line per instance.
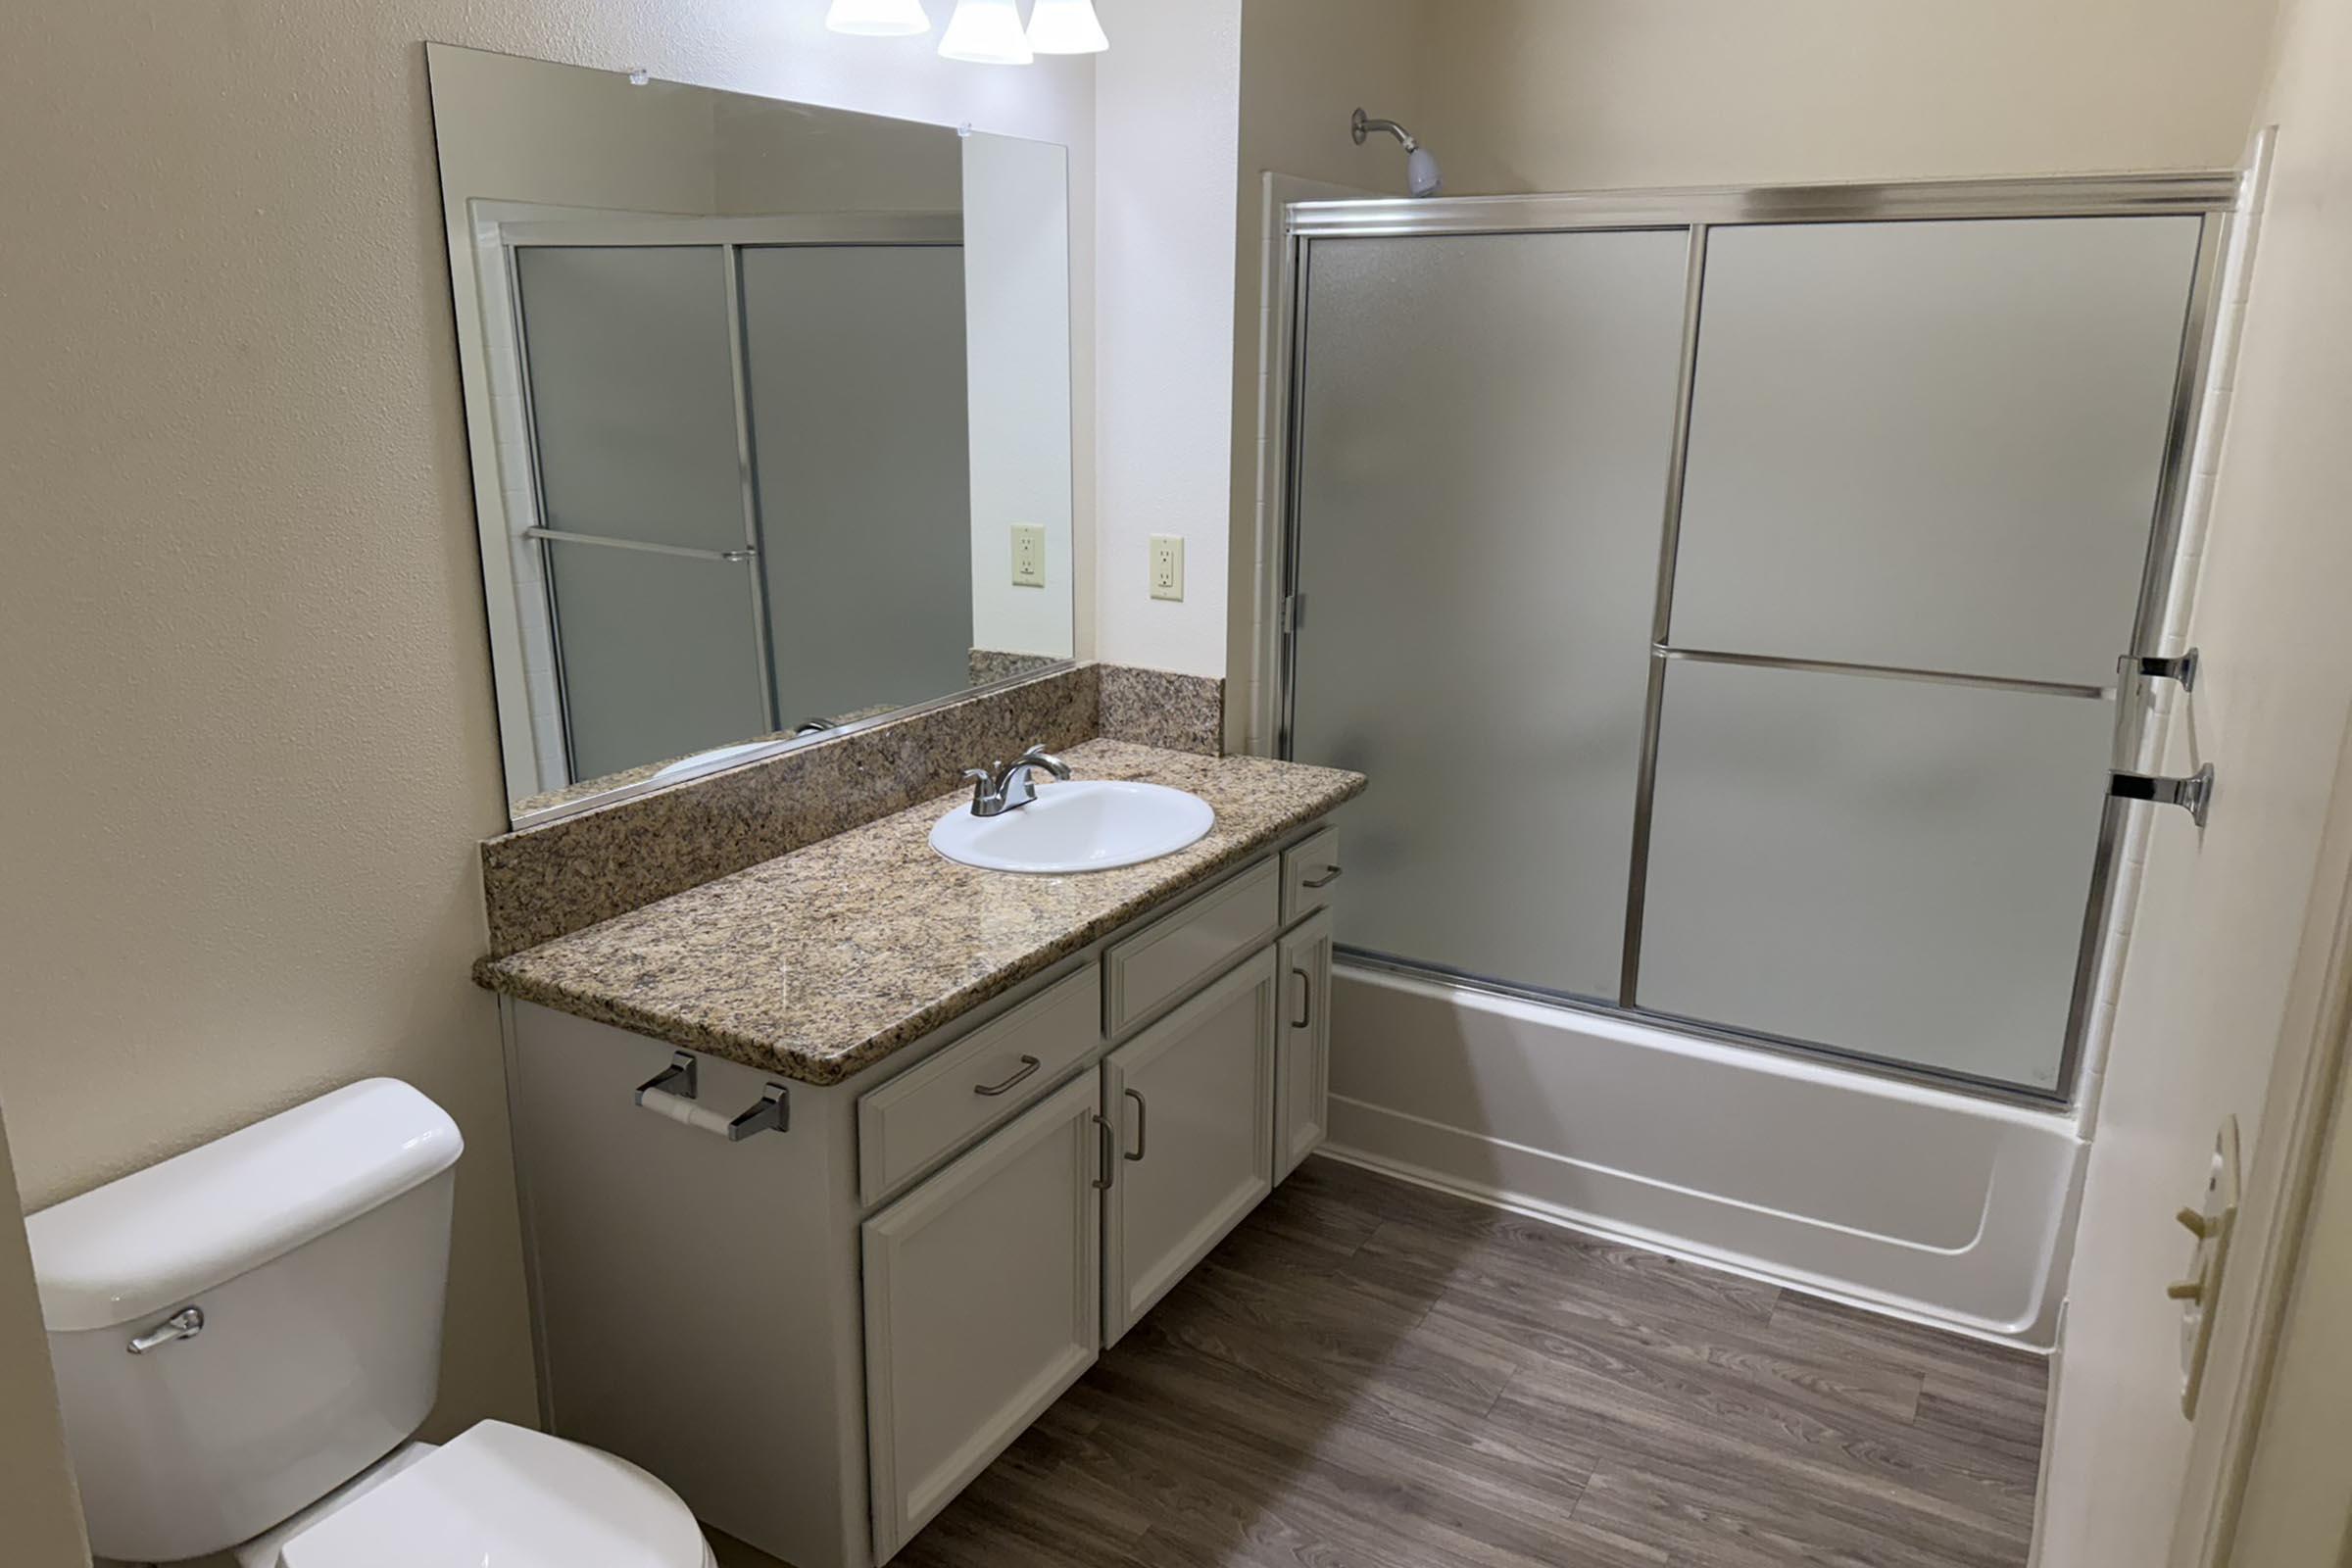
1272, 171, 2243, 1106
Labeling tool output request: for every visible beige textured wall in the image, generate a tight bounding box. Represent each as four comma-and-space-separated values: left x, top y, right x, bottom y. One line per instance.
1412, 0, 2277, 194
0, 0, 1093, 1550
1091, 0, 1243, 678
1225, 0, 1425, 747
0, 1110, 88, 1568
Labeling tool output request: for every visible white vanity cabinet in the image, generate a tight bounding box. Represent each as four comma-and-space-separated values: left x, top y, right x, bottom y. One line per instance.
499, 821, 1341, 1568
1275, 907, 1335, 1181
861, 1072, 1103, 1560
1102, 949, 1279, 1344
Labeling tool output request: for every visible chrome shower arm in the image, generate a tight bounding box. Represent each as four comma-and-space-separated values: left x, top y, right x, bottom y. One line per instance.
1351, 107, 1420, 153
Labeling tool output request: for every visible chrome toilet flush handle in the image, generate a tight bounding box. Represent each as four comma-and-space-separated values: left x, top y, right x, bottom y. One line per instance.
127, 1304, 205, 1355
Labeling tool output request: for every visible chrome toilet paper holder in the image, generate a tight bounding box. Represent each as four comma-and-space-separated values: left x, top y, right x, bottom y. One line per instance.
634, 1052, 790, 1142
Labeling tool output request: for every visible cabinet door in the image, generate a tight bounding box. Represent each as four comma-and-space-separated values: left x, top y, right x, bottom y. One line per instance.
862, 1071, 1104, 1561
1102, 949, 1278, 1346
1275, 909, 1335, 1183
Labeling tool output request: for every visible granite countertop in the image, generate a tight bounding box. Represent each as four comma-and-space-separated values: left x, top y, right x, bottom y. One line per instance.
474, 740, 1365, 1085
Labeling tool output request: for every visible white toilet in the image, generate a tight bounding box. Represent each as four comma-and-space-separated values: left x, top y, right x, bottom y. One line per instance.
25, 1078, 715, 1567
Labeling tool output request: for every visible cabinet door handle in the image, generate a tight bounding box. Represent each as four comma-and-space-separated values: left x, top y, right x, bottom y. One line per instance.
1123, 1088, 1148, 1162
1292, 966, 1314, 1030
1091, 1112, 1115, 1191
973, 1054, 1042, 1097
1301, 865, 1344, 890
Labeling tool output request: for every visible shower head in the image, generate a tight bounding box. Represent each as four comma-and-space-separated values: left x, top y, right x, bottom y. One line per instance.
1351, 107, 1444, 198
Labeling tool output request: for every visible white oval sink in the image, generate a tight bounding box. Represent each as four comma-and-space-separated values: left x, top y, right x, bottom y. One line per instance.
930, 780, 1214, 874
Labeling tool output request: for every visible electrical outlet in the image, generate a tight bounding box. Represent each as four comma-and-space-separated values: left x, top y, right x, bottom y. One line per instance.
1009, 524, 1047, 588
1149, 534, 1185, 602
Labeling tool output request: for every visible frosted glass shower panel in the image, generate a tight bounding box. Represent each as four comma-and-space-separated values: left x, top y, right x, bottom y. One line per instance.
739, 245, 974, 725
1637, 660, 2115, 1090
514, 245, 748, 553
1288, 229, 1691, 999
1670, 217, 2202, 686
544, 541, 769, 783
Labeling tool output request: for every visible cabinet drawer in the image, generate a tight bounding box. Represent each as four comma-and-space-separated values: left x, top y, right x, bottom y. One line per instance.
1103, 858, 1280, 1037
1281, 825, 1343, 927
858, 966, 1101, 1206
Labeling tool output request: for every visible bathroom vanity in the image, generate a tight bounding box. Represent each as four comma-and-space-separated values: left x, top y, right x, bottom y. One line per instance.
480, 740, 1359, 1567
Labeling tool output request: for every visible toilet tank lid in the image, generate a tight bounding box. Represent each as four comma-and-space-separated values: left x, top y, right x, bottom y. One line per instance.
24, 1078, 464, 1332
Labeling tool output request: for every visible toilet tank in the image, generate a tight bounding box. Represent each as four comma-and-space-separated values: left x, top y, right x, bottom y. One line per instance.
25, 1079, 465, 1564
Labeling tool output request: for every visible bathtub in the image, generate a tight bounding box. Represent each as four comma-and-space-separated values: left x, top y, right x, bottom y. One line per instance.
1325, 962, 2084, 1347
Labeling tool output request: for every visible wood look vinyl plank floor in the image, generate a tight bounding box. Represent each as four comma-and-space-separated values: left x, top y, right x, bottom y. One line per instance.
716, 1156, 2049, 1568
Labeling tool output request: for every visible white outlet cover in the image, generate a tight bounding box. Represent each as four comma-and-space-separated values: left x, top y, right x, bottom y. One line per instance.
1149, 534, 1184, 602
1010, 524, 1047, 588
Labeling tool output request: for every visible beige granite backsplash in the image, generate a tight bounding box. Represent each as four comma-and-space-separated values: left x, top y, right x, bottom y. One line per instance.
480, 663, 1099, 956
967, 648, 1066, 687
1098, 664, 1224, 756
479, 661, 1229, 957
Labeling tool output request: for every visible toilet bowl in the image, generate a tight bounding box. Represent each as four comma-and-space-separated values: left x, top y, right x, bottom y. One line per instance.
24, 1079, 714, 1567
234, 1421, 713, 1568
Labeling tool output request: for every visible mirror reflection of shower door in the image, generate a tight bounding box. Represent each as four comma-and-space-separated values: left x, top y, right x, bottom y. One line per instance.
513, 244, 768, 782
739, 245, 973, 728
1287, 228, 1693, 1001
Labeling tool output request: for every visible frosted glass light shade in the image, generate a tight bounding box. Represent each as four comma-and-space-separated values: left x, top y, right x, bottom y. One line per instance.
825, 0, 931, 35
1027, 0, 1108, 53
939, 0, 1033, 63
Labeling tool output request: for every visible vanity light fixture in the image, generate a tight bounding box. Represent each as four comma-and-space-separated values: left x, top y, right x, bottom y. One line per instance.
1026, 0, 1108, 54
824, 0, 931, 34
938, 0, 1034, 64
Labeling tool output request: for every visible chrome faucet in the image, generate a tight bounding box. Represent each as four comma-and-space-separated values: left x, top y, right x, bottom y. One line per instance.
961, 745, 1072, 817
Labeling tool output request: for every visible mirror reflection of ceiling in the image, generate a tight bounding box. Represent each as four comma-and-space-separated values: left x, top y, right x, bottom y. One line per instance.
427, 45, 1076, 825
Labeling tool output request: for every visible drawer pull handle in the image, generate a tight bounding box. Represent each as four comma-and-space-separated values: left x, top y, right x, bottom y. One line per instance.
1123, 1088, 1148, 1162
1293, 966, 1314, 1030
973, 1054, 1043, 1098
1300, 866, 1344, 890
1091, 1112, 1116, 1191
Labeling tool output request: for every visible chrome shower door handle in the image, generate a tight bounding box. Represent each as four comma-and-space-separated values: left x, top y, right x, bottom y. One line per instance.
2112, 648, 2202, 769
2111, 763, 2217, 828
127, 1304, 204, 1355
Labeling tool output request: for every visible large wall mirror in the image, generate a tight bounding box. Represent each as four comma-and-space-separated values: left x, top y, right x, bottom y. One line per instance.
427, 44, 1077, 825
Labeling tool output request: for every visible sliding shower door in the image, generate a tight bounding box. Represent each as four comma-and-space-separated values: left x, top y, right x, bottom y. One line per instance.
1282, 186, 2220, 1099
1288, 229, 1690, 999
1635, 216, 2203, 1092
